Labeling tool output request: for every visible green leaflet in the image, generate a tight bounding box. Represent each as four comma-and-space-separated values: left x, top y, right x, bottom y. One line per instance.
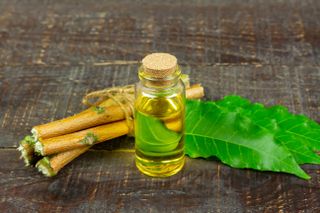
185, 97, 320, 179
215, 96, 320, 164
135, 111, 182, 155
268, 106, 320, 151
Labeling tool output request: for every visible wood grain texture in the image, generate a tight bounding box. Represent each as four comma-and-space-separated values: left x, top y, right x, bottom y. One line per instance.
0, 0, 320, 212
0, 0, 319, 67
1, 150, 319, 213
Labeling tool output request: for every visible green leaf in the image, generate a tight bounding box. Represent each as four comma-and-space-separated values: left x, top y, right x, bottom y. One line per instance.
185, 99, 311, 179
269, 106, 320, 151
135, 111, 182, 156
215, 96, 320, 164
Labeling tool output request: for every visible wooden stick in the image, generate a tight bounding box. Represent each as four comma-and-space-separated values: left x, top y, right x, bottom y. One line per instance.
185, 84, 204, 99
35, 120, 129, 156
36, 147, 89, 177
32, 104, 130, 140
32, 84, 203, 140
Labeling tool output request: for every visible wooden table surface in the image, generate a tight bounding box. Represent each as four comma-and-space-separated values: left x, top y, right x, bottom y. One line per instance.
1, 0, 319, 212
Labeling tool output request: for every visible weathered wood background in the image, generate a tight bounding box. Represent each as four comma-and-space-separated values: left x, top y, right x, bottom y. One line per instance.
0, 0, 319, 212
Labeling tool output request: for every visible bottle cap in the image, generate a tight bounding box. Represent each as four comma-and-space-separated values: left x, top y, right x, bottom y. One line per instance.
142, 53, 178, 79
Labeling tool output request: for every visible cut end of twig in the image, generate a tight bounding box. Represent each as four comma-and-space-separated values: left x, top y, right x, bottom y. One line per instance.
17, 143, 32, 166
185, 84, 205, 100
34, 140, 44, 156
31, 128, 38, 140
18, 135, 39, 166
36, 157, 56, 177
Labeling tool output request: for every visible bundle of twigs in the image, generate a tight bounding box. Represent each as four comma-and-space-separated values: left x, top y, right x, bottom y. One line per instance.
18, 76, 204, 176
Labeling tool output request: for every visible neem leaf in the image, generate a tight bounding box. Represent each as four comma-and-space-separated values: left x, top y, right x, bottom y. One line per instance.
185, 99, 310, 179
268, 106, 320, 151
215, 96, 320, 165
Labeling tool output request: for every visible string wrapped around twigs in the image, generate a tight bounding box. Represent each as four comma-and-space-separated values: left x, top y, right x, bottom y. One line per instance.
82, 85, 135, 135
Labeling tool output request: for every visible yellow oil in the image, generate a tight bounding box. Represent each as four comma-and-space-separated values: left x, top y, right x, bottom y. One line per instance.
134, 93, 185, 177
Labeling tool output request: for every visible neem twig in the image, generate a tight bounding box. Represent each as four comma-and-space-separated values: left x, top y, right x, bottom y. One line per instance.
35, 120, 129, 156
36, 147, 89, 177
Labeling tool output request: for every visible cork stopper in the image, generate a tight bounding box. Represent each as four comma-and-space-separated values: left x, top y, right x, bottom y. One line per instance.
142, 53, 178, 78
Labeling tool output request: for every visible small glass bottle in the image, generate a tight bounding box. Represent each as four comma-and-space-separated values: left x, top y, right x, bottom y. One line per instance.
134, 53, 185, 177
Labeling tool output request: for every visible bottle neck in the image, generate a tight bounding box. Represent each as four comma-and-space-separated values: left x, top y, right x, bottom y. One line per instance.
138, 65, 181, 89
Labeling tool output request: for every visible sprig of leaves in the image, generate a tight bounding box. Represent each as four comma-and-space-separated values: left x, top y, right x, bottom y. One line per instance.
185, 96, 320, 179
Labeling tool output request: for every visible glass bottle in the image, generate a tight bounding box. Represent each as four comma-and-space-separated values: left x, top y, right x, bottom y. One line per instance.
134, 53, 185, 177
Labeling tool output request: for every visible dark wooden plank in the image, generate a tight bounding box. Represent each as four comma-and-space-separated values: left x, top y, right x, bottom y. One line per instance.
0, 149, 319, 212
0, 0, 319, 67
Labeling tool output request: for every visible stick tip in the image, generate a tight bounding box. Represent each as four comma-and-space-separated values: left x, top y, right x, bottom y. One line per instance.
18, 136, 38, 167
31, 128, 38, 140
36, 157, 56, 177
17, 144, 31, 166
34, 140, 44, 156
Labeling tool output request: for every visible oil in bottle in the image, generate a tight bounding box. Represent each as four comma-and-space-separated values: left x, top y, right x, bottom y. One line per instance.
134, 53, 185, 177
